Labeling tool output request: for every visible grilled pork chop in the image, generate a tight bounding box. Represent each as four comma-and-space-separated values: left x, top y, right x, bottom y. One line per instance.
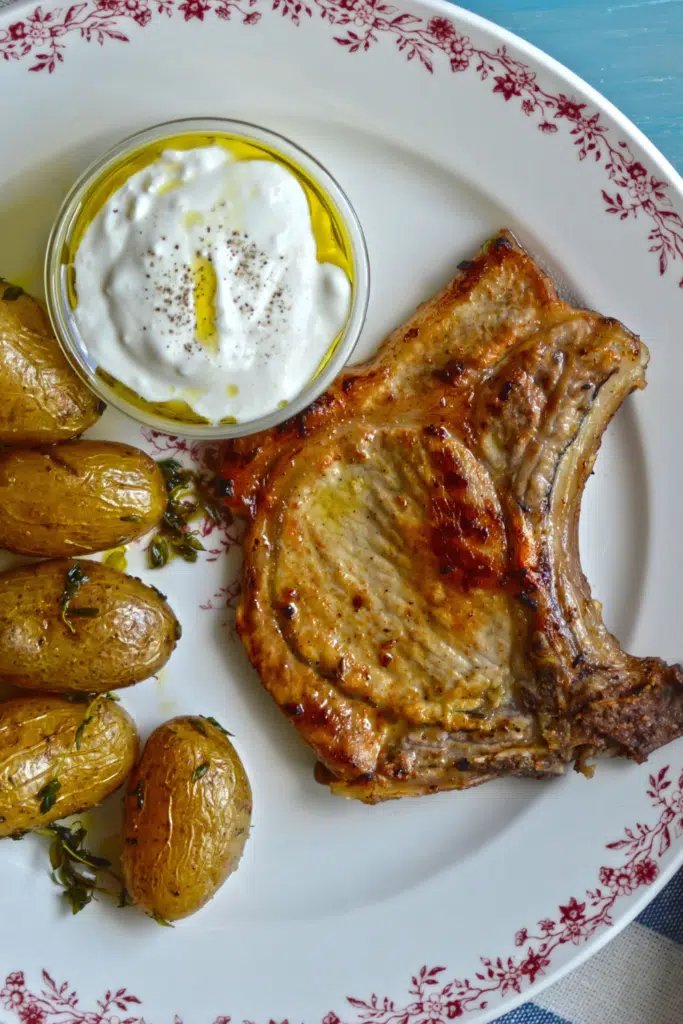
220, 230, 683, 802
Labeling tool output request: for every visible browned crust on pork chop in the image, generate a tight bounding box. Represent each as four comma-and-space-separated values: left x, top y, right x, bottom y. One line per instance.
221, 230, 683, 802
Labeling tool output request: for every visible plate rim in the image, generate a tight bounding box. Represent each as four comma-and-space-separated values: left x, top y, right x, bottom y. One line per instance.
0, 0, 682, 1019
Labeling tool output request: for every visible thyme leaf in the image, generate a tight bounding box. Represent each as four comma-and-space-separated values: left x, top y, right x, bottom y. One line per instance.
162, 505, 187, 534
36, 779, 61, 815
203, 715, 234, 738
202, 501, 223, 526
73, 693, 107, 750
59, 561, 89, 634
74, 721, 87, 751
192, 762, 210, 781
150, 910, 174, 927
158, 458, 192, 492
149, 458, 229, 571
171, 536, 201, 563
149, 536, 169, 569
39, 822, 121, 916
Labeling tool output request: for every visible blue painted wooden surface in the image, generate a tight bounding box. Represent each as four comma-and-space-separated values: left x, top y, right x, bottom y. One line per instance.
457, 0, 683, 172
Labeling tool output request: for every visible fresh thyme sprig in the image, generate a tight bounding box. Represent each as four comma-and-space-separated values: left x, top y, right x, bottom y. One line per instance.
147, 458, 230, 570
35, 821, 126, 916
59, 562, 96, 634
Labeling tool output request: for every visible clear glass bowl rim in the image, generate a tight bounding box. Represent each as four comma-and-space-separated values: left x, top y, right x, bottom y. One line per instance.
44, 115, 370, 440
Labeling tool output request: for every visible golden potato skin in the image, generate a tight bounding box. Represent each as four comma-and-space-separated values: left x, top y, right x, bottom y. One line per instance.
0, 558, 180, 693
121, 716, 252, 921
0, 282, 102, 444
0, 441, 167, 557
0, 694, 138, 838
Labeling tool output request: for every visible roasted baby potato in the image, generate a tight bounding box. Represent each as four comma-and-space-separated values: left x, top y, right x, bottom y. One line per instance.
0, 280, 102, 444
0, 441, 167, 557
0, 693, 138, 838
0, 558, 181, 693
121, 715, 252, 921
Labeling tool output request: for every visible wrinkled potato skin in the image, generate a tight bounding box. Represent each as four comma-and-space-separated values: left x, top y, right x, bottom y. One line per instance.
0, 441, 167, 557
0, 283, 102, 444
0, 558, 180, 693
0, 694, 138, 837
121, 716, 252, 921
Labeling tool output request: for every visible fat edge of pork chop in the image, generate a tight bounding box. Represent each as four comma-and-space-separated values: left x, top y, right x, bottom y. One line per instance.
221, 230, 683, 803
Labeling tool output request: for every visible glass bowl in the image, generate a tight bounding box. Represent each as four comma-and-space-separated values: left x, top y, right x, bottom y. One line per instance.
45, 116, 370, 440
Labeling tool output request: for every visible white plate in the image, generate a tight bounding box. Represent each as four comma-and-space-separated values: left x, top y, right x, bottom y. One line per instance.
1, 1, 683, 1021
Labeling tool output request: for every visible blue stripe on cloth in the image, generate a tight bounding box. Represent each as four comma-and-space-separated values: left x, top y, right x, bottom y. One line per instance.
494, 1002, 573, 1024
637, 865, 683, 945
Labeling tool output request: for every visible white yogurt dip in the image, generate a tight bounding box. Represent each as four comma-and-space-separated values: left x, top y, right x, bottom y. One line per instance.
72, 145, 352, 423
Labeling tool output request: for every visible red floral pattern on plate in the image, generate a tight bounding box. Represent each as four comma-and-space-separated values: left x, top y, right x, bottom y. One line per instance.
139, 425, 220, 473
0, 971, 142, 1024
200, 579, 241, 611
1, 0, 682, 285
3, 766, 680, 1021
